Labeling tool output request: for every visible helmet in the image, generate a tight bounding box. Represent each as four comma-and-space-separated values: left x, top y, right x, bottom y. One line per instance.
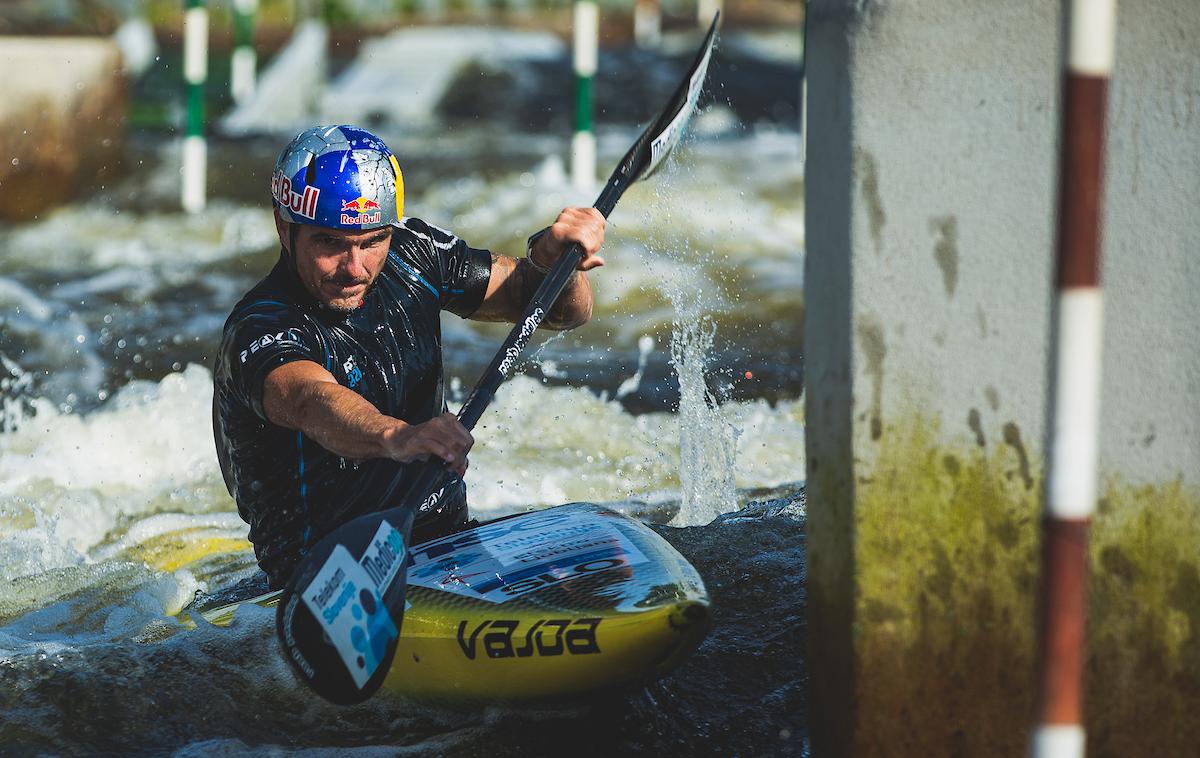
271, 125, 404, 230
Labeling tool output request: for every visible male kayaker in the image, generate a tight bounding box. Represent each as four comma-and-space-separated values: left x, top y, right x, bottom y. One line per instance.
213, 125, 604, 589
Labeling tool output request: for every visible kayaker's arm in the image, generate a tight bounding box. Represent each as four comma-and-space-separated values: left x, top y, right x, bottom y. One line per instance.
261, 360, 473, 476
470, 207, 605, 330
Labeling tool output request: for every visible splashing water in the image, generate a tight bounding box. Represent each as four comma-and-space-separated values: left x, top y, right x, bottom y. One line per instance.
616, 334, 656, 400
669, 312, 739, 525
636, 142, 744, 526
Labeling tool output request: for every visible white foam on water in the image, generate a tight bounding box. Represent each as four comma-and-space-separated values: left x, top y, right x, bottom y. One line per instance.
0, 560, 199, 656
0, 276, 53, 321
320, 26, 565, 133
410, 135, 802, 349
462, 373, 803, 523
0, 357, 802, 595
0, 365, 229, 585
464, 375, 680, 512
0, 364, 220, 494
0, 279, 107, 406
0, 203, 276, 274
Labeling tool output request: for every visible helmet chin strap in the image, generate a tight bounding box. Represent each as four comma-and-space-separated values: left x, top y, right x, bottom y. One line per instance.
283, 222, 301, 275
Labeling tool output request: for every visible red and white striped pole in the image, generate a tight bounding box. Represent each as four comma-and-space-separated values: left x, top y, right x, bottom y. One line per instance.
1033, 1, 1117, 757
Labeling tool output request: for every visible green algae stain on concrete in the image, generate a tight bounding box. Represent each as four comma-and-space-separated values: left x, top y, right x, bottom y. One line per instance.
836, 421, 1200, 756
857, 319, 887, 442
852, 417, 1040, 755
1088, 480, 1200, 758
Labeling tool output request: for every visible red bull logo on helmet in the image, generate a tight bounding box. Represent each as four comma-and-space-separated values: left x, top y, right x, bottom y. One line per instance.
340, 196, 383, 226
272, 171, 320, 220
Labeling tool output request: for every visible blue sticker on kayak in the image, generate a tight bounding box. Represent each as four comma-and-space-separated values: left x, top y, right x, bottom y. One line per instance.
302, 544, 398, 689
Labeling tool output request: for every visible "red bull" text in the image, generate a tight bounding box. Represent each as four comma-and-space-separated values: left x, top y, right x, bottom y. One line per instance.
271, 171, 320, 220
340, 196, 383, 226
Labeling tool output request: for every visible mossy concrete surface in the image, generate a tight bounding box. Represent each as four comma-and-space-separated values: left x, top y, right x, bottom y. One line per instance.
809, 413, 1200, 755
852, 418, 1040, 756
803, 0, 1200, 752
1088, 481, 1200, 757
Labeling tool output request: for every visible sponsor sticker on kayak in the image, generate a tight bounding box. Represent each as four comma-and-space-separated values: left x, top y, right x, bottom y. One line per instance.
407, 509, 648, 604
302, 544, 398, 689
456, 617, 602, 660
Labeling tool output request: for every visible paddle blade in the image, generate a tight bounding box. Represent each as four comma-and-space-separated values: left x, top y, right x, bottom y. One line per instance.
641, 12, 720, 179
597, 12, 720, 215
275, 506, 413, 705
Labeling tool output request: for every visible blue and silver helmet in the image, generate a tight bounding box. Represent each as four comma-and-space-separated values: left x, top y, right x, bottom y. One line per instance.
271, 125, 404, 230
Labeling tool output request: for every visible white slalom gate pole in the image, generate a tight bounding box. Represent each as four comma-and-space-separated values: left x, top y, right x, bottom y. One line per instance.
182, 0, 208, 214
571, 0, 598, 191
231, 0, 258, 105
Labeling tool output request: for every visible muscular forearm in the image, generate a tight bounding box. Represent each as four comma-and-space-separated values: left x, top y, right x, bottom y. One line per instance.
519, 256, 594, 330
471, 254, 594, 330
470, 208, 603, 329
262, 360, 473, 473
284, 379, 398, 455
264, 364, 403, 455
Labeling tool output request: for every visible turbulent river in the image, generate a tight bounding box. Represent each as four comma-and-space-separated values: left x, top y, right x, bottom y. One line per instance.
0, 27, 805, 756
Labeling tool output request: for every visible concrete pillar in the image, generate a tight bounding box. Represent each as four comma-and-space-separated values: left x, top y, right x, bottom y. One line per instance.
0, 38, 125, 221
803, 0, 1200, 755
1086, 2, 1200, 754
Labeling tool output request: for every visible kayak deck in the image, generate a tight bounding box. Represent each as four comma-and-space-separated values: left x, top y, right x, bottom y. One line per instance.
180, 503, 710, 703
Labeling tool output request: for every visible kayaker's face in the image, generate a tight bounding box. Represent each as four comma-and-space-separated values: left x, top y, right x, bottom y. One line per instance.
276, 211, 392, 312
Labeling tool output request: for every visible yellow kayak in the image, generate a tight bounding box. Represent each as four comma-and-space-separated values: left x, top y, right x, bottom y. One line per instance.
182, 503, 710, 703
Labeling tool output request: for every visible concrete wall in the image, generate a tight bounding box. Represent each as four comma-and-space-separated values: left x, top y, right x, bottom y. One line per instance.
804, 0, 1200, 754
0, 37, 125, 221
1099, 2, 1200, 485
1086, 4, 1200, 753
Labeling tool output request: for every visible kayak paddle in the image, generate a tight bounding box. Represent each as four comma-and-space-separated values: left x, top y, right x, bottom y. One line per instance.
276, 13, 721, 705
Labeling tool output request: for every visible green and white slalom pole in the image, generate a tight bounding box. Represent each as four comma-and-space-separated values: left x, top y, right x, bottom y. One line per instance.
182, 0, 207, 214
571, 0, 598, 191
231, 0, 258, 105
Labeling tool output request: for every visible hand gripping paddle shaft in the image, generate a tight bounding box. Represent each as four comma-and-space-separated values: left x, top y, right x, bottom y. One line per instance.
276, 13, 721, 705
